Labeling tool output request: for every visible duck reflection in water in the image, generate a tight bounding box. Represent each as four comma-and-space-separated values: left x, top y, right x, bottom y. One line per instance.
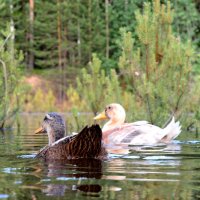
40, 158, 102, 197
34, 112, 106, 196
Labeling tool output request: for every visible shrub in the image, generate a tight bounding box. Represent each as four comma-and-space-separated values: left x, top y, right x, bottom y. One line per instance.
0, 25, 24, 128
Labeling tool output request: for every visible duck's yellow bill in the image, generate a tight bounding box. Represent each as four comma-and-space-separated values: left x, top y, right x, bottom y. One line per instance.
94, 112, 108, 120
34, 127, 45, 134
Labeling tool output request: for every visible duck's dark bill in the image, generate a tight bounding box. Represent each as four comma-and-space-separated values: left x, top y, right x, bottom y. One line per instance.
34, 127, 46, 134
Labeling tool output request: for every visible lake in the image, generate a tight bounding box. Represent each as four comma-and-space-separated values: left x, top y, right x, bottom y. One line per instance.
0, 113, 200, 200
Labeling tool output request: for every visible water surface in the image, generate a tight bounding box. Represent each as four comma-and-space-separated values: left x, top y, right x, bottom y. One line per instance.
0, 113, 200, 200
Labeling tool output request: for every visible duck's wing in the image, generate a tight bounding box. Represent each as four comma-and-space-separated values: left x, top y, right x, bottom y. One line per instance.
66, 124, 107, 159
129, 121, 149, 126
35, 135, 75, 159
35, 145, 49, 159
106, 125, 142, 145
36, 125, 107, 160
107, 124, 166, 145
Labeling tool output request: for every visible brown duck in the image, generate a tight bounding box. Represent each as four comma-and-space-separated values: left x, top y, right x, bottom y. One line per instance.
35, 112, 107, 160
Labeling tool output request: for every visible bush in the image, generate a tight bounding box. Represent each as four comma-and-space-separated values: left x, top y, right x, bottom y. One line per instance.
23, 88, 57, 112
0, 25, 24, 128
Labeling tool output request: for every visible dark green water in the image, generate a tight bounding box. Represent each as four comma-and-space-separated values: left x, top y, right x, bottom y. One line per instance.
0, 113, 200, 200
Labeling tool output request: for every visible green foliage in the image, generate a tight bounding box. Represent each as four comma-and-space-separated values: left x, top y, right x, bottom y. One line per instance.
0, 0, 28, 66
0, 25, 24, 128
74, 54, 134, 115
181, 75, 200, 132
0, 0, 199, 131
67, 53, 138, 130
67, 0, 199, 131
62, 0, 106, 66
172, 0, 200, 74
33, 1, 59, 68
0, 0, 199, 71
24, 88, 57, 112
76, 54, 116, 114
173, 0, 200, 45
118, 0, 197, 126
103, 0, 144, 69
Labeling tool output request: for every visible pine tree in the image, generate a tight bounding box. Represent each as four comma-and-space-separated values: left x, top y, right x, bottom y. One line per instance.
33, 1, 58, 68
103, 0, 144, 68
76, 0, 105, 65
118, 0, 195, 125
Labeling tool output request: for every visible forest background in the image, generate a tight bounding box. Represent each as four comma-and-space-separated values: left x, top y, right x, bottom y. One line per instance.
0, 0, 200, 133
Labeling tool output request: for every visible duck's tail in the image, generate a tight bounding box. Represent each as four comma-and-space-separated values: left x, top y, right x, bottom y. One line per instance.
161, 117, 181, 143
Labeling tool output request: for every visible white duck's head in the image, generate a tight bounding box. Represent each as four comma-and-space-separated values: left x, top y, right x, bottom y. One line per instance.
94, 103, 126, 132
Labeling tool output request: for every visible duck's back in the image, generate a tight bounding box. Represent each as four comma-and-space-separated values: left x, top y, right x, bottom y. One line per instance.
104, 119, 180, 145
36, 125, 107, 160
105, 123, 167, 145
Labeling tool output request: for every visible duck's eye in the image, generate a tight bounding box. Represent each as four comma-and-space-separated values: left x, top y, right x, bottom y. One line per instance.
44, 116, 48, 120
108, 106, 111, 110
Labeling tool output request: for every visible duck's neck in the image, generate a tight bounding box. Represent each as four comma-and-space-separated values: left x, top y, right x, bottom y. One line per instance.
47, 129, 65, 145
102, 118, 125, 132
47, 130, 56, 145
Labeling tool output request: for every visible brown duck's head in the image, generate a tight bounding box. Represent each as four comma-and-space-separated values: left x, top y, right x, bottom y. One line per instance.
35, 112, 66, 145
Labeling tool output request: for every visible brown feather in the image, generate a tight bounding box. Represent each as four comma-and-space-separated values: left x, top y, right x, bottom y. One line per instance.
36, 125, 107, 160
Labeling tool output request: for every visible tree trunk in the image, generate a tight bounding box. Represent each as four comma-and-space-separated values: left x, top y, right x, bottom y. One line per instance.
57, 0, 62, 69
9, 0, 15, 62
28, 0, 34, 70
77, 21, 81, 65
76, 0, 81, 65
145, 44, 150, 80
57, 0, 64, 102
105, 0, 109, 59
88, 0, 92, 61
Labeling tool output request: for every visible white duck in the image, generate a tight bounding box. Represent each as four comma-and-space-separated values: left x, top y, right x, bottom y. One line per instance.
94, 103, 181, 145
